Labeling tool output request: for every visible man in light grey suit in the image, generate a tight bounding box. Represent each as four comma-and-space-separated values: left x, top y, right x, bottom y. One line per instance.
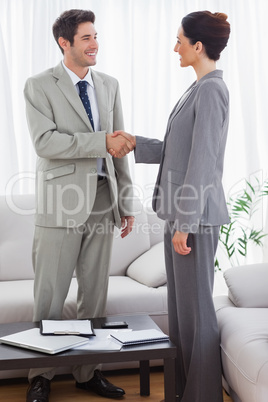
24, 9, 134, 402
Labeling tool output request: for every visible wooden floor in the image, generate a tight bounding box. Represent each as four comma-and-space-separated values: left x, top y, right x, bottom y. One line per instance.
0, 368, 233, 401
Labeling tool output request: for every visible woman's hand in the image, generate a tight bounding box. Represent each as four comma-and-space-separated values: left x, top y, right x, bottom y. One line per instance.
172, 231, 191, 255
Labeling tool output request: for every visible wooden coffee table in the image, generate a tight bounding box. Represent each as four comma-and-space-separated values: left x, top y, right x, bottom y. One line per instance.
0, 315, 177, 401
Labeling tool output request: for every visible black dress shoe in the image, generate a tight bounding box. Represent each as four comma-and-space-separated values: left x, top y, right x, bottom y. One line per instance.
76, 369, 125, 398
26, 376, 50, 402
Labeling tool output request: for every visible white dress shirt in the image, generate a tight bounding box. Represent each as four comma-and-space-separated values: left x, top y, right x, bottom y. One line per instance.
62, 61, 104, 176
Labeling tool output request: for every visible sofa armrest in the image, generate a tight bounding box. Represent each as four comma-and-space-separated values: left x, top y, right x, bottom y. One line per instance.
126, 242, 166, 288
214, 295, 235, 313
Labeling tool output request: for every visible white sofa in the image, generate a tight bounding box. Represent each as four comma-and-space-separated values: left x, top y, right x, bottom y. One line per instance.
0, 194, 168, 379
214, 263, 268, 402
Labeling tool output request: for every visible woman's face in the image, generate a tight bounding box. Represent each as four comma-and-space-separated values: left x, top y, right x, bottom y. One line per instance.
174, 26, 197, 68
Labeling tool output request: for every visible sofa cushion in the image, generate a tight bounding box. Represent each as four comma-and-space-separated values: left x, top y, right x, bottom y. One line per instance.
0, 280, 34, 323
109, 201, 151, 276
0, 278, 79, 323
0, 195, 35, 281
107, 276, 167, 316
126, 242, 166, 287
224, 263, 268, 307
146, 208, 165, 247
0, 195, 152, 280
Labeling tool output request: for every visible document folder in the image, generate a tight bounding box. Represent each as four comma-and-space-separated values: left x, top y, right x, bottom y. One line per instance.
40, 319, 94, 336
110, 329, 169, 346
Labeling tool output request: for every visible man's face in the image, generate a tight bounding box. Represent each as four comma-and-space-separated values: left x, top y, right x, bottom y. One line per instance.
65, 22, 98, 68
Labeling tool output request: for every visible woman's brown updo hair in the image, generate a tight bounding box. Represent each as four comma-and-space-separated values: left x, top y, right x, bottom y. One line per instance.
181, 11, 230, 61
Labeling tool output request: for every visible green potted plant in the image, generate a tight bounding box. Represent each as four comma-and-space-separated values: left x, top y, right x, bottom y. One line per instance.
215, 175, 268, 270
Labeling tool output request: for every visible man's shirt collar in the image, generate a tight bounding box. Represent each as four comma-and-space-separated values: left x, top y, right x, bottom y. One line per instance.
62, 61, 94, 88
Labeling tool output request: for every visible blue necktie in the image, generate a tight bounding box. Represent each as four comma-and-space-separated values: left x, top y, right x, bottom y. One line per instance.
77, 81, 95, 130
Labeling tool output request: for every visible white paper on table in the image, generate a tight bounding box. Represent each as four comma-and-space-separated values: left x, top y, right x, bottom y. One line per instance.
72, 329, 132, 351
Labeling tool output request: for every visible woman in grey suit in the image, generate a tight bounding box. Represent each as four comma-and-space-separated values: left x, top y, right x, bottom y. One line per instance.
112, 11, 231, 402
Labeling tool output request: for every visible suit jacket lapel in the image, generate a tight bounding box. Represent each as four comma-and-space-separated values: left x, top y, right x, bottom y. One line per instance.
153, 83, 197, 210
53, 63, 93, 130
168, 70, 223, 128
91, 70, 109, 131
167, 83, 197, 132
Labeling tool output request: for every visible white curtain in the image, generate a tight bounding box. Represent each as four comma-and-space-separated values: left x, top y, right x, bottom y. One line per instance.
0, 20, 18, 192
1, 0, 268, 266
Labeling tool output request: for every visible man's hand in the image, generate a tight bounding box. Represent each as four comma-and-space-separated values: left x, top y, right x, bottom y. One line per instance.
120, 216, 135, 238
172, 231, 191, 255
108, 131, 136, 158
106, 133, 134, 158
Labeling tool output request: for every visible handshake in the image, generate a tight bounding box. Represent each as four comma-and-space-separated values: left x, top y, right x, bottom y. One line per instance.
106, 131, 136, 158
